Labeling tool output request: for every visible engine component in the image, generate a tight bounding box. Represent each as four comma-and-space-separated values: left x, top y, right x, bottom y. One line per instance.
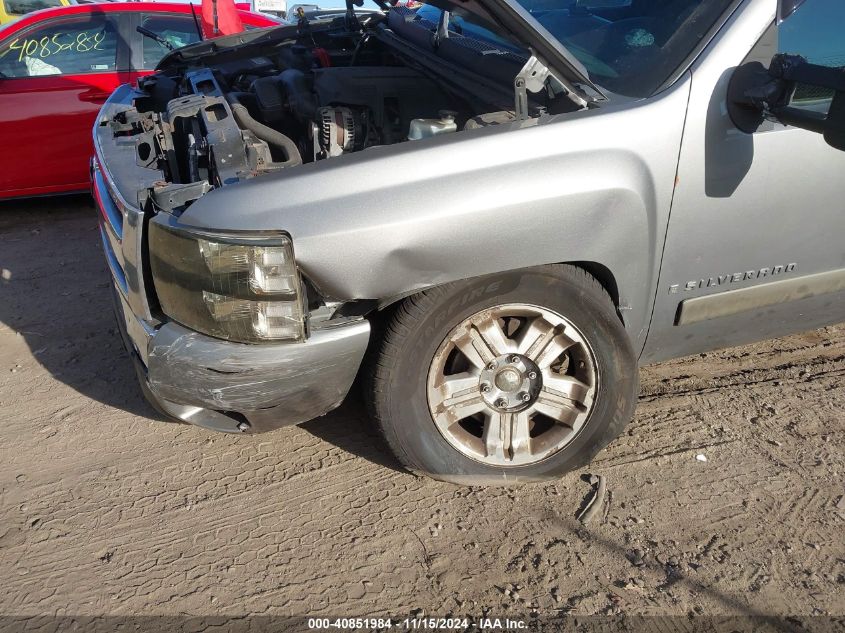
211, 56, 276, 81
318, 106, 363, 157
251, 70, 316, 124
278, 69, 317, 123
463, 111, 518, 129
408, 110, 458, 140
226, 93, 303, 168
251, 76, 287, 123
311, 66, 455, 144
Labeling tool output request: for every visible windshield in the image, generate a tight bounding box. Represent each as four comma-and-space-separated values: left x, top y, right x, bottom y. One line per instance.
511, 0, 736, 97
416, 4, 525, 53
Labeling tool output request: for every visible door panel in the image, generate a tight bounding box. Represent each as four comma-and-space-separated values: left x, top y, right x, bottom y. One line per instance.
0, 13, 128, 197
643, 0, 845, 363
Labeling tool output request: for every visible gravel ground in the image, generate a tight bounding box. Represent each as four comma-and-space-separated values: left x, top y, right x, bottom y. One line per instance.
0, 197, 843, 629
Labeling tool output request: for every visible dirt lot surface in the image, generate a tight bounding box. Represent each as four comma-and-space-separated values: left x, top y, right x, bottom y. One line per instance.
0, 197, 843, 628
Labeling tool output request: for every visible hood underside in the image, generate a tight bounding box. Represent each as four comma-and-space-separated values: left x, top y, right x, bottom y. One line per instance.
157, 0, 601, 100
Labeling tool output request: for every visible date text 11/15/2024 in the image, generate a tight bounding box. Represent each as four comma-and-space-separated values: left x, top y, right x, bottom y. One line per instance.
307, 617, 528, 630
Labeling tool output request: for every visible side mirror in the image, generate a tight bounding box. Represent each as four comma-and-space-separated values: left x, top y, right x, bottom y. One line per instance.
728, 54, 845, 151
778, 0, 807, 23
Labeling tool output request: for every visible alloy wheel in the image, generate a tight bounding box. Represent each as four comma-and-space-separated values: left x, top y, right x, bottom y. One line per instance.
426, 304, 598, 467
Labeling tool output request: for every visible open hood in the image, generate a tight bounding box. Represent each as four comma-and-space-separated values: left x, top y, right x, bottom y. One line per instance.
156, 22, 301, 70
157, 0, 602, 102
436, 0, 602, 99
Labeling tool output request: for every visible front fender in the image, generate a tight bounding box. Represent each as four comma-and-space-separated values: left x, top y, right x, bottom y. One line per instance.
179, 77, 691, 354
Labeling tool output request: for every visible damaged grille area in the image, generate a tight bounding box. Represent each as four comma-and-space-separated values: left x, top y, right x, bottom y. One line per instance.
111, 70, 281, 215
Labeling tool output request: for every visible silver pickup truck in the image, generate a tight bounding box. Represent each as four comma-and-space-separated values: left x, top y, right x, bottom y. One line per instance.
93, 0, 845, 484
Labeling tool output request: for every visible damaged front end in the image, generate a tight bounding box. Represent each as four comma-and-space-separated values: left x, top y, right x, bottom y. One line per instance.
104, 1, 595, 212
108, 71, 290, 214
93, 2, 596, 433
93, 82, 371, 434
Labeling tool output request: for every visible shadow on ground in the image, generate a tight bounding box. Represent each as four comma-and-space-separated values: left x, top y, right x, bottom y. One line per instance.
0, 195, 162, 420
301, 397, 406, 474
0, 195, 403, 471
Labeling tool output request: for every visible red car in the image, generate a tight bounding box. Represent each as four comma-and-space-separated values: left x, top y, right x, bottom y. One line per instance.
0, 2, 279, 199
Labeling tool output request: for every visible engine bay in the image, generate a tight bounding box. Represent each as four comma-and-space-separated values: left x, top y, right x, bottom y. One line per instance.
109, 9, 570, 212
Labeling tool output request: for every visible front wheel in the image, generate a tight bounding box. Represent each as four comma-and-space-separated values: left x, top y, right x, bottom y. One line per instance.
368, 265, 638, 485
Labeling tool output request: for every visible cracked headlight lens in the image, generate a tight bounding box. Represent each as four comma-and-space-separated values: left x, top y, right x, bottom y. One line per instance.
149, 221, 305, 343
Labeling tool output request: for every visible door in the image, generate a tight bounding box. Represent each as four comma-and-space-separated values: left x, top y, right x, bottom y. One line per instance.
643, 0, 845, 363
0, 12, 130, 197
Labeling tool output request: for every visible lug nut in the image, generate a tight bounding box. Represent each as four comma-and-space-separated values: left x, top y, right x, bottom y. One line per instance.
488, 361, 498, 370
510, 355, 521, 364
528, 371, 538, 380
520, 392, 531, 402
480, 383, 491, 393
495, 398, 507, 408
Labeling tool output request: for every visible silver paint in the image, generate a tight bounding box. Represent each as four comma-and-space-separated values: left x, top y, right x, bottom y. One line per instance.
95, 0, 845, 431
641, 0, 845, 361
676, 267, 845, 326
144, 318, 371, 431
178, 79, 693, 355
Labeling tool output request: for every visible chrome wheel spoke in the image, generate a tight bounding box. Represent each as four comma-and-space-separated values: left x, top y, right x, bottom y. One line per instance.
483, 410, 532, 462
454, 334, 487, 370
440, 390, 487, 421
517, 318, 576, 369
430, 372, 486, 421
533, 390, 581, 426
542, 374, 590, 407
454, 315, 514, 369
474, 316, 515, 357
510, 410, 532, 459
438, 372, 481, 400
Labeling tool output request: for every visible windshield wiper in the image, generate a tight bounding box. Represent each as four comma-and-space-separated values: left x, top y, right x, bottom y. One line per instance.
137, 26, 174, 51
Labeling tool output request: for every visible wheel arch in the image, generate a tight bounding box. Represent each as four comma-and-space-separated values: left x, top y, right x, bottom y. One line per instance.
363, 260, 640, 484
361, 261, 624, 328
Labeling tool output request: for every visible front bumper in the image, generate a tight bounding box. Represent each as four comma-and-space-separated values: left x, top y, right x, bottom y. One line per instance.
94, 86, 370, 433
112, 287, 370, 433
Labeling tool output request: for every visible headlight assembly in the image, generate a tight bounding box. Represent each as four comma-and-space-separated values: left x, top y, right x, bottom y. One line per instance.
149, 221, 305, 343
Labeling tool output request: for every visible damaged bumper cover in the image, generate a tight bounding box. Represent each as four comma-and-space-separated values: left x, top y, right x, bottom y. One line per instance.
111, 261, 370, 434
136, 312, 368, 434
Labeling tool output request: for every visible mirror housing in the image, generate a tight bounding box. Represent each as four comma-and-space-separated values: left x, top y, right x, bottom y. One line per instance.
778, 0, 807, 24
729, 54, 845, 151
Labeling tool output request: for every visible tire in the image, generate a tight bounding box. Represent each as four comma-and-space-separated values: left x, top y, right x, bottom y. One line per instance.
368, 264, 638, 485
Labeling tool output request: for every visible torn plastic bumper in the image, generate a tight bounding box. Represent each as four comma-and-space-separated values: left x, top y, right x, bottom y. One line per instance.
113, 287, 370, 433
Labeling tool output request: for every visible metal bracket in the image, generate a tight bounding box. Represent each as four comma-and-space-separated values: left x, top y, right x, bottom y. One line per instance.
515, 54, 591, 118
515, 56, 552, 120
432, 10, 450, 49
